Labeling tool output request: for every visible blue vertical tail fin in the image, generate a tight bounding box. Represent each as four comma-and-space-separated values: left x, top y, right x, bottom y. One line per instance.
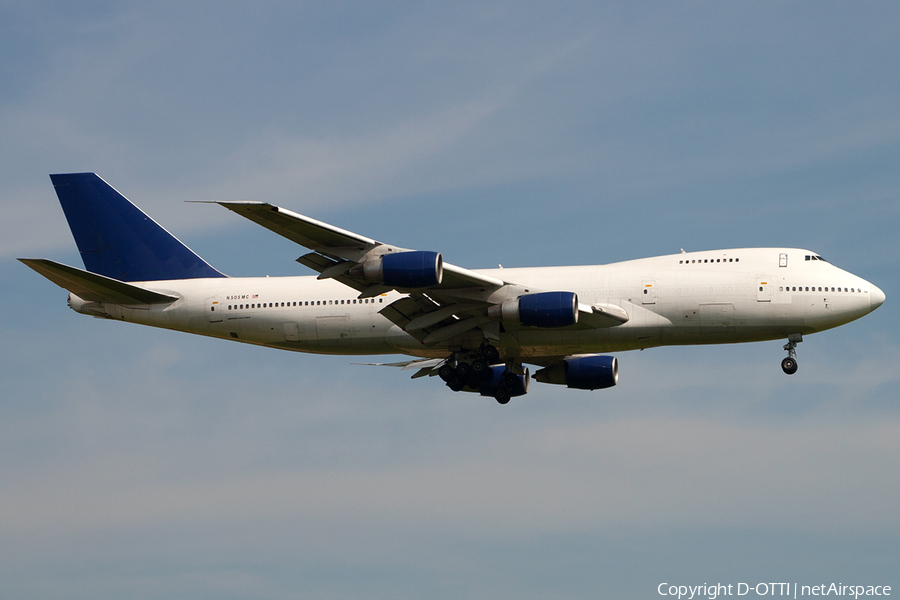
50, 173, 226, 282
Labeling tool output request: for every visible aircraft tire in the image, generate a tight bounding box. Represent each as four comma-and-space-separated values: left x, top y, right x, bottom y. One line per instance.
502, 371, 520, 389
781, 357, 798, 375
438, 364, 455, 382
456, 361, 472, 380
471, 358, 489, 380
446, 372, 464, 390
495, 387, 511, 404
481, 345, 500, 363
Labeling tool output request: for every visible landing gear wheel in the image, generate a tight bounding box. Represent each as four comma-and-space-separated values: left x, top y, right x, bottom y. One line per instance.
495, 387, 511, 404
446, 374, 464, 392
781, 357, 798, 375
471, 358, 489, 380
481, 344, 500, 363
438, 364, 455, 382
501, 371, 520, 389
456, 361, 472, 380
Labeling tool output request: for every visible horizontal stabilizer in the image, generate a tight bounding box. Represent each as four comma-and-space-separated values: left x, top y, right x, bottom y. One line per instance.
18, 258, 178, 305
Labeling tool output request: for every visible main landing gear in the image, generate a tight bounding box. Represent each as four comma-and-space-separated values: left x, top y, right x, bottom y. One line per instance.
438, 344, 521, 404
781, 333, 802, 375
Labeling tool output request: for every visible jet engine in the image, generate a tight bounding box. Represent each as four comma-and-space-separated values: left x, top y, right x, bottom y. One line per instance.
350, 250, 443, 288
533, 355, 618, 390
487, 291, 578, 328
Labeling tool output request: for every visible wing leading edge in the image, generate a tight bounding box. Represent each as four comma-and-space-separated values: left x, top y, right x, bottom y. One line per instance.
214, 202, 505, 290
213, 201, 627, 346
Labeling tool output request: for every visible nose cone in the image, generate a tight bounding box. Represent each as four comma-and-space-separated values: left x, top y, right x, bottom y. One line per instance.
870, 284, 886, 310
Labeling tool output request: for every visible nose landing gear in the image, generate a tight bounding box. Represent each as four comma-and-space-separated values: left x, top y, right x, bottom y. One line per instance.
781, 333, 802, 375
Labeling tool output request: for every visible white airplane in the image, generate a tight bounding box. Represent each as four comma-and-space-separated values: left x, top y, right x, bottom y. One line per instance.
21, 173, 885, 404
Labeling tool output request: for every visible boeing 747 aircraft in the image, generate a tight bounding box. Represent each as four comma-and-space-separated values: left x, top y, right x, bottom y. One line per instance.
21, 173, 885, 404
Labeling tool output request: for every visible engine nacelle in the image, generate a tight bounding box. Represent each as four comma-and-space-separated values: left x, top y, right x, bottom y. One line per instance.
533, 355, 618, 390
487, 291, 578, 328
350, 250, 443, 288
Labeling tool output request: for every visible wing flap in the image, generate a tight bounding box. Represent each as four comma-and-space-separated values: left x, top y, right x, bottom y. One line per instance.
19, 259, 178, 304
352, 357, 448, 379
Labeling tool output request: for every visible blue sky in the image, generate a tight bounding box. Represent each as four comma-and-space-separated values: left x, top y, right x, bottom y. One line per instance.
2, 2, 898, 598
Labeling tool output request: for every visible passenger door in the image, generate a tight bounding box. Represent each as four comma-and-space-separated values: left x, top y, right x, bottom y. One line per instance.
756, 277, 773, 302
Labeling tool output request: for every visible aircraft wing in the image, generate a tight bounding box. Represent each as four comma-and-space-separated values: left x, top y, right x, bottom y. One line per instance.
215, 202, 504, 291
215, 201, 627, 345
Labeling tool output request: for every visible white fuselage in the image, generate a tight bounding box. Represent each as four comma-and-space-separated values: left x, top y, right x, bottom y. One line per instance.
68, 248, 883, 361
